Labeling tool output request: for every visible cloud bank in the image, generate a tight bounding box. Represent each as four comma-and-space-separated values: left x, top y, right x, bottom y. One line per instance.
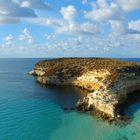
0, 0, 140, 57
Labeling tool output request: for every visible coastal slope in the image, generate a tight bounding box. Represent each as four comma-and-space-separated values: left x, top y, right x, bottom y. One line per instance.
29, 58, 140, 120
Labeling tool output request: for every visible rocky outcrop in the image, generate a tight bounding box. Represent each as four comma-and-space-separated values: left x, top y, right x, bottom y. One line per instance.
29, 58, 140, 120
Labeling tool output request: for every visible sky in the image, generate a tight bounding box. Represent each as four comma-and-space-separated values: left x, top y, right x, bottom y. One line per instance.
0, 0, 140, 58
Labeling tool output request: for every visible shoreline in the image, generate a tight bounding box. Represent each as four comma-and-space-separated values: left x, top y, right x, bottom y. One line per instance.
29, 57, 140, 123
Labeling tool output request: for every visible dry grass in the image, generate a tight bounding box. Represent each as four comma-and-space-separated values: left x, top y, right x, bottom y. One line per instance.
35, 57, 139, 83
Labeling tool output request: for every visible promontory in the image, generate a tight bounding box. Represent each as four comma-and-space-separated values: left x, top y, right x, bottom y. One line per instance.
29, 58, 140, 121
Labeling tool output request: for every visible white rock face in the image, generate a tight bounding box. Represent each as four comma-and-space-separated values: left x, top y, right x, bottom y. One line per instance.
28, 70, 35, 75
77, 74, 140, 119
73, 70, 110, 91
28, 69, 45, 76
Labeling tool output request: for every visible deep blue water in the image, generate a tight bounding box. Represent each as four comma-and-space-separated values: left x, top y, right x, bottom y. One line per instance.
0, 58, 140, 140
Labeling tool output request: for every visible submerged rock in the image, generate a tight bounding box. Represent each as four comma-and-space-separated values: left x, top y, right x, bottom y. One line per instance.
29, 58, 140, 121
64, 107, 68, 110
63, 107, 75, 111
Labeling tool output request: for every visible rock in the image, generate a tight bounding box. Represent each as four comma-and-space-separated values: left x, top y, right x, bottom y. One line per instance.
71, 107, 75, 110
117, 114, 121, 118
63, 107, 75, 111
35, 70, 45, 76
29, 58, 140, 121
64, 107, 67, 110
28, 70, 35, 75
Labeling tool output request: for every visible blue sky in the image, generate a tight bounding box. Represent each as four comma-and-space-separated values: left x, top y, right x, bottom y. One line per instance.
0, 0, 140, 58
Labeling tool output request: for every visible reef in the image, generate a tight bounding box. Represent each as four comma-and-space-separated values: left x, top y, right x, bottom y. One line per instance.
29, 58, 140, 121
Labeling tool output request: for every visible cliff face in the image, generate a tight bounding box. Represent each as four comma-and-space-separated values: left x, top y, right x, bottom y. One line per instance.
29, 58, 140, 120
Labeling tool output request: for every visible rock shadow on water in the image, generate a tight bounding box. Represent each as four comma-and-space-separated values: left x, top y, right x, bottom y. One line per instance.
118, 90, 140, 124
37, 83, 140, 126
36, 84, 88, 111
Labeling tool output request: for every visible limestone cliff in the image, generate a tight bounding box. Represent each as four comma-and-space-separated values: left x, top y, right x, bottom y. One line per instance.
29, 58, 140, 120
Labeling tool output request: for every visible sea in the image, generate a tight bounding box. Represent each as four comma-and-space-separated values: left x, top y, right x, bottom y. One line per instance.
0, 58, 140, 140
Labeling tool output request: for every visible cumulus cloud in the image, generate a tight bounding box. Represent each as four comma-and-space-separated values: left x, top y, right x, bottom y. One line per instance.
109, 20, 126, 35
37, 18, 61, 27
0, 0, 50, 24
21, 1, 31, 8
0, 27, 140, 58
84, 0, 122, 21
80, 22, 101, 34
128, 20, 140, 32
127, 34, 140, 43
56, 21, 100, 35
60, 5, 77, 23
4, 34, 13, 42
116, 0, 140, 12
19, 28, 35, 45
110, 20, 140, 36
21, 0, 50, 9
56, 5, 101, 35
0, 0, 140, 57
45, 33, 56, 40
1, 34, 15, 48
34, 5, 100, 35
0, 0, 36, 17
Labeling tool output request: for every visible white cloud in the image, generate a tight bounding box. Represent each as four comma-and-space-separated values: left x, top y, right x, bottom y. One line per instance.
0, 0, 36, 17
22, 0, 50, 9
1, 34, 15, 48
4, 34, 13, 42
0, 28, 140, 58
0, 0, 140, 58
19, 28, 35, 45
60, 5, 77, 23
57, 5, 101, 35
109, 20, 126, 36
128, 20, 140, 32
110, 20, 140, 36
45, 34, 56, 40
0, 0, 50, 24
21, 1, 31, 8
80, 22, 101, 34
33, 5, 100, 35
84, 0, 122, 21
56, 22, 100, 35
116, 0, 140, 12
128, 34, 140, 43
38, 18, 61, 27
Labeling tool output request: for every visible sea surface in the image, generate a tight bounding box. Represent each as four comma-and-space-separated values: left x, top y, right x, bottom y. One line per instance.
0, 58, 140, 140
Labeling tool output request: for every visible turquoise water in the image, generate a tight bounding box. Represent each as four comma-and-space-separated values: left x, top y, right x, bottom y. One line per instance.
0, 58, 140, 140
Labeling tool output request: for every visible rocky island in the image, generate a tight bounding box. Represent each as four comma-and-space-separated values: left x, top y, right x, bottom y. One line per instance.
29, 58, 140, 121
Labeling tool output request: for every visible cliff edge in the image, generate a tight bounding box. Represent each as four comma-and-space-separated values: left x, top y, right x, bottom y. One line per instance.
29, 58, 140, 120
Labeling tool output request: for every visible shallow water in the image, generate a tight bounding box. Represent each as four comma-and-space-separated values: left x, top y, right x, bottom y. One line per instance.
0, 58, 140, 140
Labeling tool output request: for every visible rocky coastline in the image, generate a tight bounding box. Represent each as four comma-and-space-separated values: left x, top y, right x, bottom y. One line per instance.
29, 58, 140, 122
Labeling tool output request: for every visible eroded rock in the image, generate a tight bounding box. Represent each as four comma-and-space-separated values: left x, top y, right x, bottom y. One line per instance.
29, 58, 140, 121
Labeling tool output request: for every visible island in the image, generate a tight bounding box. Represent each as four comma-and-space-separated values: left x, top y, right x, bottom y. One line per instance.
29, 58, 140, 121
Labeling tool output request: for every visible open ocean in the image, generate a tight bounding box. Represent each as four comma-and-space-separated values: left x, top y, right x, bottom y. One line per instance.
0, 58, 140, 140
